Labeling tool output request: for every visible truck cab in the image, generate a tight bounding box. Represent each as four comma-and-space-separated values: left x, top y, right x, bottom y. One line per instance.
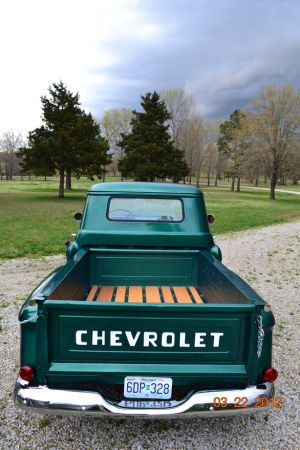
15, 182, 277, 417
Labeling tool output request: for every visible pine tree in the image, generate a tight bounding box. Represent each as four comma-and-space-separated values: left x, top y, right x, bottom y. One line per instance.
79, 127, 111, 180
19, 126, 56, 178
218, 109, 247, 192
21, 82, 110, 197
119, 92, 189, 182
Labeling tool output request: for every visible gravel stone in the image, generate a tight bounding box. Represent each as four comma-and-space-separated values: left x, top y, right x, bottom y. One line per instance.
0, 222, 299, 449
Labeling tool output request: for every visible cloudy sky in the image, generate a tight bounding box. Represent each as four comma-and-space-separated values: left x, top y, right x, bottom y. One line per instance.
0, 0, 300, 135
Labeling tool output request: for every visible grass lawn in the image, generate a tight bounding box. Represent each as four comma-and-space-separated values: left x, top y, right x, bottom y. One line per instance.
0, 177, 299, 259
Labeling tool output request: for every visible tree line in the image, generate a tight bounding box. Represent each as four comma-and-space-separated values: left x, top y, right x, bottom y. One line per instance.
1, 82, 299, 200
217, 86, 300, 199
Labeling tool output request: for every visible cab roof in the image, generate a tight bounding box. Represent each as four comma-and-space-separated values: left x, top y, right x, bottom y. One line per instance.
88, 182, 202, 196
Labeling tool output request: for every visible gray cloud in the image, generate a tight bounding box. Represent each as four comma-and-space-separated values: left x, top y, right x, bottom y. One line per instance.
85, 0, 300, 120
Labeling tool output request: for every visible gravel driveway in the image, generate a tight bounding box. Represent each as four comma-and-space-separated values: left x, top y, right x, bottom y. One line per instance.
0, 222, 299, 450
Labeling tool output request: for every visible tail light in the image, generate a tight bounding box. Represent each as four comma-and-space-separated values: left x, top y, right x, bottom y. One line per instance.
263, 367, 278, 382
19, 365, 35, 382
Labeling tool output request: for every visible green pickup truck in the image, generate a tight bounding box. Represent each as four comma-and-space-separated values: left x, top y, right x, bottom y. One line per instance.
15, 182, 278, 417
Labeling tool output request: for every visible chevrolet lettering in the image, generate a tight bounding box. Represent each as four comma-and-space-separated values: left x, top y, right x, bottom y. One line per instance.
15, 182, 278, 418
75, 330, 224, 348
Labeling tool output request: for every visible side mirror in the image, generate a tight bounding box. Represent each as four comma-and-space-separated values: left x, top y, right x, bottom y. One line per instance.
207, 214, 215, 224
74, 212, 83, 221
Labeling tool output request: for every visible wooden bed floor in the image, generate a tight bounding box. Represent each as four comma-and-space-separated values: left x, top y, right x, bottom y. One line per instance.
86, 285, 203, 304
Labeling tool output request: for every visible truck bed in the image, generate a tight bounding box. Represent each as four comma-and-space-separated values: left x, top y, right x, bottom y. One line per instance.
46, 248, 253, 305
86, 285, 204, 304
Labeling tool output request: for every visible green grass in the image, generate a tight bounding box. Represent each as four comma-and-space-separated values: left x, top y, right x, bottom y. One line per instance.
0, 177, 299, 259
203, 188, 300, 234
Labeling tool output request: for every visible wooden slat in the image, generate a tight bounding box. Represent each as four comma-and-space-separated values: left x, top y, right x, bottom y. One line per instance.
173, 286, 193, 304
86, 285, 98, 301
161, 286, 174, 303
97, 286, 114, 302
128, 286, 143, 303
189, 286, 203, 304
145, 286, 161, 303
115, 286, 126, 303
87, 285, 202, 304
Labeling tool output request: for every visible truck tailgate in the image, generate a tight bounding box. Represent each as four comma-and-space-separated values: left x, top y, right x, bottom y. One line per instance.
36, 301, 258, 387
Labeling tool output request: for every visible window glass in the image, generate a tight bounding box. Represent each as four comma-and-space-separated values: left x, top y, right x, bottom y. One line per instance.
108, 197, 183, 222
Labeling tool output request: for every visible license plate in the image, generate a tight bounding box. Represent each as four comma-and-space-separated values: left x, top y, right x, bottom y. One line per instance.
124, 376, 173, 399
119, 400, 175, 408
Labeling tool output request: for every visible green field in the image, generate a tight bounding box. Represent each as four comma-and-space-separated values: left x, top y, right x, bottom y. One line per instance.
0, 177, 299, 259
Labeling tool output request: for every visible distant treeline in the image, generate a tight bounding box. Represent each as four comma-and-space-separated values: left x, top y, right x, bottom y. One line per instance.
1, 83, 299, 200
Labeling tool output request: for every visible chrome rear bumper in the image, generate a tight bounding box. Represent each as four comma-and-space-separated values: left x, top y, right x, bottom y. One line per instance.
14, 378, 275, 417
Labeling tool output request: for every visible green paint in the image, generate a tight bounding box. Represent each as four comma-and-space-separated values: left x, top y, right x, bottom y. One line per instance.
17, 182, 275, 391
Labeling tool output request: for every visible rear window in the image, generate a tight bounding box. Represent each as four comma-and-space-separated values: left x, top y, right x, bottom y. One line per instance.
108, 197, 184, 222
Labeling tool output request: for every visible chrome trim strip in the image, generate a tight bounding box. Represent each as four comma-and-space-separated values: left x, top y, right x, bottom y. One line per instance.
14, 379, 275, 417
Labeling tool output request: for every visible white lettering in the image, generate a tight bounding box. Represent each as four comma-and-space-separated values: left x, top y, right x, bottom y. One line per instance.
194, 332, 206, 347
75, 329, 225, 349
110, 331, 122, 346
179, 332, 190, 347
144, 332, 157, 347
125, 331, 141, 347
162, 332, 175, 347
210, 332, 224, 347
92, 330, 105, 346
75, 330, 87, 346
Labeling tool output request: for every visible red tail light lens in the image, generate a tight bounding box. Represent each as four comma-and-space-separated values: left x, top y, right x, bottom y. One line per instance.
263, 367, 278, 382
19, 365, 35, 382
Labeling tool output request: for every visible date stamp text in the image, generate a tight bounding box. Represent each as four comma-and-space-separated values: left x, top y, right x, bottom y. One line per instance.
213, 396, 283, 409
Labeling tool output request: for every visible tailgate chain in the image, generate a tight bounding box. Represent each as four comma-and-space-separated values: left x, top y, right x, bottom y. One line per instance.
256, 315, 264, 358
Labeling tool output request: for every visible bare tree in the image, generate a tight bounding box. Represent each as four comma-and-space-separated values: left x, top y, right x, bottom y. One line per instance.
101, 108, 133, 178
0, 153, 6, 180
202, 122, 220, 186
288, 146, 300, 184
160, 88, 197, 148
0, 130, 24, 180
242, 147, 267, 186
218, 110, 253, 192
179, 114, 207, 186
276, 145, 300, 185
252, 85, 300, 199
161, 88, 209, 185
